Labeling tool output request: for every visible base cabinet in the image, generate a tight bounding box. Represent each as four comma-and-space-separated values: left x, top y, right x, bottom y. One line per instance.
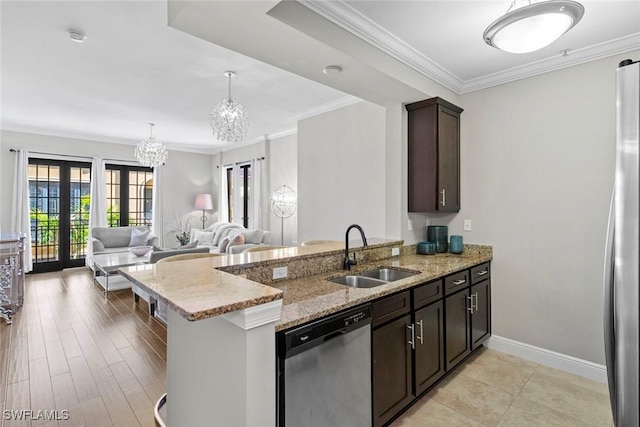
372, 262, 491, 426
445, 289, 471, 371
414, 300, 445, 395
372, 314, 413, 427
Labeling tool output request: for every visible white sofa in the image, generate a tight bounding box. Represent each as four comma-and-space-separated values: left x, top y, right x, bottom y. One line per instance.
190, 222, 271, 254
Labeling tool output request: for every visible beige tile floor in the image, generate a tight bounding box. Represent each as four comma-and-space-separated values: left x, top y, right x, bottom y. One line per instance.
392, 347, 613, 427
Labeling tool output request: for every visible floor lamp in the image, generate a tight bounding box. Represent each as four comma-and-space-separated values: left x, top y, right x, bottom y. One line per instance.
270, 185, 296, 245
194, 193, 214, 229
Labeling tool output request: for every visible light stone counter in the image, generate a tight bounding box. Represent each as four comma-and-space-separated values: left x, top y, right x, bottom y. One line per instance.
273, 244, 493, 331
118, 238, 400, 322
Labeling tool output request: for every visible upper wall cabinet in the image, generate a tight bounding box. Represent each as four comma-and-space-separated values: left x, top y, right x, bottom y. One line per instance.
406, 97, 463, 213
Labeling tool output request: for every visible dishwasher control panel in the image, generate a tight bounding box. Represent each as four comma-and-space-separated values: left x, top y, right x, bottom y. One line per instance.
280, 304, 372, 358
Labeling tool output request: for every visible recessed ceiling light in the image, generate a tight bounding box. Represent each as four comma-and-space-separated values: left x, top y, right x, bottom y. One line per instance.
323, 65, 343, 75
68, 30, 87, 43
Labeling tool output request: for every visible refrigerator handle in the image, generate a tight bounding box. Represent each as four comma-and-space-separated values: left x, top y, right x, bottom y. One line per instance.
603, 189, 616, 418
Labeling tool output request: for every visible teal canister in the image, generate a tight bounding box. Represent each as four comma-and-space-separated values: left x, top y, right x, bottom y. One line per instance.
427, 226, 448, 253
450, 235, 463, 254
417, 241, 436, 255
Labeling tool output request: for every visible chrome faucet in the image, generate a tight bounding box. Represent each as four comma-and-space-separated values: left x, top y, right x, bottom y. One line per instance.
344, 224, 368, 270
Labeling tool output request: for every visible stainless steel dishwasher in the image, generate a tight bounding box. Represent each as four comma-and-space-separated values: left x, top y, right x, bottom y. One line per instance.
276, 304, 372, 427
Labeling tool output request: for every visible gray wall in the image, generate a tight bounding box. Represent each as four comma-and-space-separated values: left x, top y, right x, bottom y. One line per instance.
0, 130, 214, 247
297, 101, 386, 243
449, 51, 638, 364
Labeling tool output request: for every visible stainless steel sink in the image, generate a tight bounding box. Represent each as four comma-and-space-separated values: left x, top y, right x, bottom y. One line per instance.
359, 268, 419, 282
328, 267, 420, 288
328, 275, 388, 288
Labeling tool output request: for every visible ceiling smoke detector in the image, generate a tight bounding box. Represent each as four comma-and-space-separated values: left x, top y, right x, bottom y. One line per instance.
68, 30, 87, 43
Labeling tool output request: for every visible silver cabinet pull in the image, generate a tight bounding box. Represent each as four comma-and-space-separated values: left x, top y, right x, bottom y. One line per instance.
407, 324, 415, 349
466, 295, 473, 313
472, 292, 478, 312
453, 279, 466, 286
440, 189, 446, 206
416, 320, 424, 345
475, 270, 488, 276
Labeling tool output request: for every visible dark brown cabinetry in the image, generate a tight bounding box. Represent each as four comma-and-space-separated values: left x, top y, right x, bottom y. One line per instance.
445, 262, 491, 370
372, 263, 491, 426
406, 97, 463, 213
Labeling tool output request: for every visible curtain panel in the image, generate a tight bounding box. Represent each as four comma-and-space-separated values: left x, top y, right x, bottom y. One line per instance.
11, 150, 33, 272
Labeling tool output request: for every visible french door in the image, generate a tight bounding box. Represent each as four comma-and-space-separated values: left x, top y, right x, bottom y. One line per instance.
29, 159, 91, 273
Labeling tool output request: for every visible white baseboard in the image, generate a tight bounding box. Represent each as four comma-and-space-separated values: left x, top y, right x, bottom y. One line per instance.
486, 335, 608, 384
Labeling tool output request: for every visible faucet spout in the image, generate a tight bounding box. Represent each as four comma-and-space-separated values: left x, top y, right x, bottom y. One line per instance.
344, 224, 368, 270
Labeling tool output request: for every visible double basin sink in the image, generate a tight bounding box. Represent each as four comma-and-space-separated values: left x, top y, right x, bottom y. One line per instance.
328, 267, 420, 288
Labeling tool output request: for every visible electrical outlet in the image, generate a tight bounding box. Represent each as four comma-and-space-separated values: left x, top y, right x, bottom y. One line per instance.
391, 247, 400, 256
464, 219, 472, 232
408, 219, 413, 231
273, 266, 288, 280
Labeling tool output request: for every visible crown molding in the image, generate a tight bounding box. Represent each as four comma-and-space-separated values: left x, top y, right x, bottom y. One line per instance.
302, 0, 640, 95
461, 32, 640, 93
302, 0, 464, 93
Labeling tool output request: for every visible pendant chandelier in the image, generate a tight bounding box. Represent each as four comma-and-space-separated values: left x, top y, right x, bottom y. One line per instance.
483, 0, 584, 54
209, 71, 249, 143
135, 123, 168, 167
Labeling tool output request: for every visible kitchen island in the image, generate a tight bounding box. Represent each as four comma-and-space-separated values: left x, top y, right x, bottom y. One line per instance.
120, 240, 491, 426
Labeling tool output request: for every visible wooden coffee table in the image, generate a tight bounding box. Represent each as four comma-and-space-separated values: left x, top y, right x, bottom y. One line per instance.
90, 251, 151, 299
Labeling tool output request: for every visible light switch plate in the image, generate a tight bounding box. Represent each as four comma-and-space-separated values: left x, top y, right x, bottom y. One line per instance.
464, 219, 472, 232
273, 266, 288, 280
391, 247, 400, 256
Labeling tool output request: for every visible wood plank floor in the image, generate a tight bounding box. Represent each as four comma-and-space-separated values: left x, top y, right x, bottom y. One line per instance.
0, 268, 166, 427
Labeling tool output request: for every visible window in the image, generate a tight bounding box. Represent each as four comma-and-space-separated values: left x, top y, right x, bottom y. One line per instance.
225, 162, 252, 228
105, 165, 153, 227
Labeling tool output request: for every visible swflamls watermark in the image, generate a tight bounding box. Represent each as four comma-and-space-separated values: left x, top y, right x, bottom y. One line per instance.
3, 410, 70, 421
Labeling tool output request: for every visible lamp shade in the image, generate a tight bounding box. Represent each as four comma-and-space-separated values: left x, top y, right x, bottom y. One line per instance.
194, 193, 214, 210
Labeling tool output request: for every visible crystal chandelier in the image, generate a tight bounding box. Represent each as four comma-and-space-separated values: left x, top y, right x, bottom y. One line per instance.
209, 71, 249, 143
135, 123, 168, 167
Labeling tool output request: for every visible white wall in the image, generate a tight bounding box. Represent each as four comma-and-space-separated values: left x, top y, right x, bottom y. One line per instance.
267, 134, 297, 246
0, 131, 214, 247
449, 52, 639, 365
297, 101, 386, 243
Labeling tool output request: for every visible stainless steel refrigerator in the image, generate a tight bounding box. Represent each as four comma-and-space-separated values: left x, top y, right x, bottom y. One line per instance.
604, 58, 640, 427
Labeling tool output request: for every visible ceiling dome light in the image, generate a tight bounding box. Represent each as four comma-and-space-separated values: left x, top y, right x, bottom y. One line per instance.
483, 0, 584, 54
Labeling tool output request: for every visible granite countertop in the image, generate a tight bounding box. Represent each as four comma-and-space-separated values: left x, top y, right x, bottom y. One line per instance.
119, 240, 491, 327
118, 238, 399, 321
273, 246, 492, 331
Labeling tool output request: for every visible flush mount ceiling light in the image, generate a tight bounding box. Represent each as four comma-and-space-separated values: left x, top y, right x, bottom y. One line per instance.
209, 71, 249, 143
135, 123, 168, 167
483, 0, 584, 54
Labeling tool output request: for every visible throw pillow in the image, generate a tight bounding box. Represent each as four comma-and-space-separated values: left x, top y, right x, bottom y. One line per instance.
219, 236, 231, 253
227, 233, 246, 251
192, 230, 215, 246
242, 229, 264, 244
179, 240, 198, 249
129, 228, 150, 247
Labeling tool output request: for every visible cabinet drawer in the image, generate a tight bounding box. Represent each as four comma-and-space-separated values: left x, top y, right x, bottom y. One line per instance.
372, 290, 411, 328
412, 279, 443, 310
470, 262, 491, 285
444, 271, 469, 295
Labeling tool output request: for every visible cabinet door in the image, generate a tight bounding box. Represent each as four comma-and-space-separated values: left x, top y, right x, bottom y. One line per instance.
372, 314, 413, 427
471, 280, 491, 350
445, 289, 471, 370
414, 301, 445, 395
437, 105, 460, 212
